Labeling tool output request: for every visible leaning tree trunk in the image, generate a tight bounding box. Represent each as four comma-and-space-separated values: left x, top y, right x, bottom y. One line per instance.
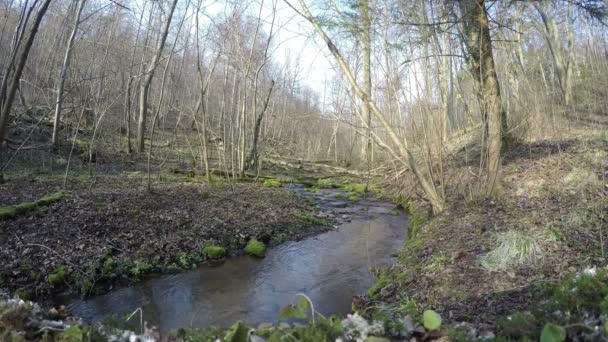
52, 0, 86, 145
296, 0, 445, 213
137, 0, 177, 152
0, 0, 53, 152
460, 0, 503, 194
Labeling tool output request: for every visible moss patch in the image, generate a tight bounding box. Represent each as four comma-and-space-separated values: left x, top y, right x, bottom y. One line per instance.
244, 239, 266, 257
263, 178, 282, 188
0, 192, 66, 219
202, 245, 226, 260
47, 266, 67, 288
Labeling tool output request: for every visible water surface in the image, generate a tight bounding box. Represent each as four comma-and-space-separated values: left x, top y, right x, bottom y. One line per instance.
66, 185, 407, 332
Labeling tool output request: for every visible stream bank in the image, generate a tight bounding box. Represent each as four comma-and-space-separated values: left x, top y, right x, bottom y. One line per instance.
0, 174, 330, 304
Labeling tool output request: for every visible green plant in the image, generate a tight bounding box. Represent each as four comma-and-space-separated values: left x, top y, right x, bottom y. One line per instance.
244, 239, 266, 257
47, 266, 67, 287
131, 261, 153, 276
15, 288, 32, 300
347, 193, 358, 201
423, 310, 442, 331
177, 252, 190, 268
202, 245, 226, 260
540, 323, 566, 342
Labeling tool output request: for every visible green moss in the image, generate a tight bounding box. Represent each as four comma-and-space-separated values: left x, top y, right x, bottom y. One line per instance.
37, 192, 67, 206
244, 239, 266, 257
0, 207, 17, 219
47, 266, 67, 287
263, 178, 282, 188
131, 261, 153, 276
75, 274, 94, 296
349, 183, 367, 194
0, 192, 66, 220
177, 252, 190, 268
368, 273, 391, 299
389, 210, 398, 216
202, 245, 226, 260
15, 288, 32, 300
347, 193, 358, 201
317, 179, 340, 189
334, 192, 344, 199
101, 258, 115, 275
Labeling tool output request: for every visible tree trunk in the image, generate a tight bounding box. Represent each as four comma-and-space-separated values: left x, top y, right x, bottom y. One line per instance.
137, 0, 178, 152
359, 0, 372, 163
460, 0, 503, 194
295, 0, 444, 213
246, 80, 274, 170
0, 0, 53, 151
52, 0, 86, 145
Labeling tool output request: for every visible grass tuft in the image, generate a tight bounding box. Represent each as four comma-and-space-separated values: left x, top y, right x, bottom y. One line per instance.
481, 230, 544, 271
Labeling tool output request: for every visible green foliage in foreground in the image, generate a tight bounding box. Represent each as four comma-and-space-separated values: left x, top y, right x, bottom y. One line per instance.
495, 267, 608, 341
244, 239, 266, 257
0, 192, 67, 219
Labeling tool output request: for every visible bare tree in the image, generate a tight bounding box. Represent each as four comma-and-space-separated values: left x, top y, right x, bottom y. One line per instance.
52, 0, 86, 145
137, 0, 178, 152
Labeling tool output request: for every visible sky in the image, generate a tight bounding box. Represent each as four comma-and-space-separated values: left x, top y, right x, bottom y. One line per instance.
265, 0, 336, 93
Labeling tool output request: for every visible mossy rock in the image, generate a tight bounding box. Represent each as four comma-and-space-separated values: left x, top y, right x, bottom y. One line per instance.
263, 179, 282, 188
245, 239, 266, 258
203, 245, 226, 260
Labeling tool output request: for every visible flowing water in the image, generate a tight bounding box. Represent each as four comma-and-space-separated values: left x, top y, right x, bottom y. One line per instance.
65, 184, 408, 332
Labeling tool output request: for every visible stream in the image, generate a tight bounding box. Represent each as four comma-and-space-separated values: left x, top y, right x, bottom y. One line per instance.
64, 184, 408, 332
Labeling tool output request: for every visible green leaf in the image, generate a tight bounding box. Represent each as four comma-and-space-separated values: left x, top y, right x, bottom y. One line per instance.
279, 304, 306, 319
298, 296, 310, 313
224, 321, 250, 342
279, 295, 310, 319
540, 323, 566, 342
423, 310, 442, 331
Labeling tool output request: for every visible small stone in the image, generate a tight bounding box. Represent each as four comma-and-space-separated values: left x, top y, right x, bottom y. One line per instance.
413, 325, 426, 335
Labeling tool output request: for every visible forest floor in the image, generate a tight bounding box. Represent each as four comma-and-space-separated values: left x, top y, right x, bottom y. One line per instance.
366, 127, 608, 340
0, 171, 331, 303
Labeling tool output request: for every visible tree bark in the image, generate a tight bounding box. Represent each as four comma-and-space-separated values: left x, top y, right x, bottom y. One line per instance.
294, 0, 444, 213
52, 0, 86, 145
137, 0, 178, 152
0, 0, 53, 151
459, 0, 503, 194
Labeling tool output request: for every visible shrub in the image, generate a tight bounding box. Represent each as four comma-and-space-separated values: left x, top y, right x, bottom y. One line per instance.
245, 239, 266, 257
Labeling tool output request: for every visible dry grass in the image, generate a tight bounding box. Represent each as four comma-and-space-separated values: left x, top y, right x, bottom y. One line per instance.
481, 230, 545, 272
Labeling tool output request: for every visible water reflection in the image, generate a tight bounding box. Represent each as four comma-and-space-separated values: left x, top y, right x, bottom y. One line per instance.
67, 188, 407, 332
